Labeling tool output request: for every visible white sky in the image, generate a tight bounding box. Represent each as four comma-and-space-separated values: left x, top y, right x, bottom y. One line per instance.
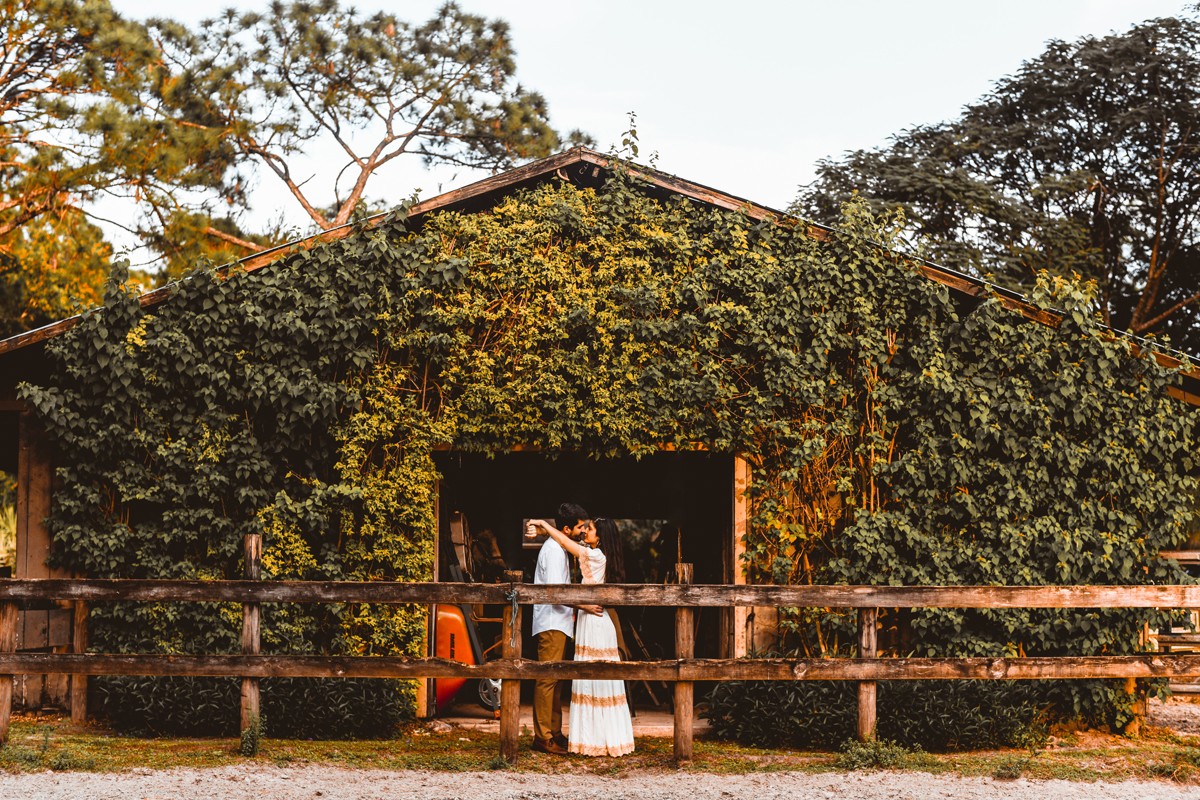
107, 0, 1190, 253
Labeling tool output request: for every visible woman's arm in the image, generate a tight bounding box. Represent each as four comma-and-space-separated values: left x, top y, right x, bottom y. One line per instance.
525, 520, 603, 617
525, 519, 584, 558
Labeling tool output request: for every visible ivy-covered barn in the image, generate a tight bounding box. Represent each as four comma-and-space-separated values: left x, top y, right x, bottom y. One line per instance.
0, 147, 1196, 733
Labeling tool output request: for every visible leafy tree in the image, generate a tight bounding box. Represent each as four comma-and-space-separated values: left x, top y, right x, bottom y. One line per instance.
793, 15, 1200, 353
0, 0, 245, 316
150, 0, 590, 246
0, 207, 111, 336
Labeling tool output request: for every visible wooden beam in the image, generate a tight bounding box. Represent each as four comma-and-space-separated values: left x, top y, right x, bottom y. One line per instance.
577, 151, 784, 222
241, 534, 262, 735
857, 608, 878, 742
9, 579, 1200, 608
70, 601, 87, 723
1159, 552, 1200, 564
0, 602, 16, 744
3, 653, 1200, 681
674, 564, 694, 765
499, 570, 523, 765
732, 458, 750, 659
15, 410, 56, 710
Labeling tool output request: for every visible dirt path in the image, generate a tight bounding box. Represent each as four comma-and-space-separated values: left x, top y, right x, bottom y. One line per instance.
4, 697, 1200, 798
1, 764, 1198, 800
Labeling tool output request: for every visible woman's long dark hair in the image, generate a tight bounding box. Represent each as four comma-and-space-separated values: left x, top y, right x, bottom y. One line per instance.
593, 518, 626, 584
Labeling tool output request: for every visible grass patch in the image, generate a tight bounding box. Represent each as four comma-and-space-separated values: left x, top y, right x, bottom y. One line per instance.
2, 712, 1200, 786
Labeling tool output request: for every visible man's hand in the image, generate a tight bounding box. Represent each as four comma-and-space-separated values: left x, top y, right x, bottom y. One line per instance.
575, 605, 604, 617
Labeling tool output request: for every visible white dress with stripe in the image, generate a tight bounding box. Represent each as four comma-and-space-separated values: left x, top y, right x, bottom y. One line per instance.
569, 546, 635, 757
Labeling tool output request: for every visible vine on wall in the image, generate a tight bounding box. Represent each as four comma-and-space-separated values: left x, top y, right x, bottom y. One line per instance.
20, 166, 1196, 732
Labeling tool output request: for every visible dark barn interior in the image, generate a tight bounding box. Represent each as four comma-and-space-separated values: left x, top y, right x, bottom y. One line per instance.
433, 450, 736, 671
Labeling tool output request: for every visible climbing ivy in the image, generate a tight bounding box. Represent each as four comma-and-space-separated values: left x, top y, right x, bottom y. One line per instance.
19, 164, 1197, 733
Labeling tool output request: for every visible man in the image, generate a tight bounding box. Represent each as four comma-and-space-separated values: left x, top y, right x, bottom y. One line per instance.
531, 502, 602, 755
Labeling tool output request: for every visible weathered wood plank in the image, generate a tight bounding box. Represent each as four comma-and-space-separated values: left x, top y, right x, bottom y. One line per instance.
674, 564, 694, 765
577, 151, 784, 222
857, 607, 878, 742
500, 570, 522, 765
1159, 552, 1200, 564
241, 534, 262, 735
7, 580, 1200, 608
70, 601, 87, 723
8, 653, 1200, 681
0, 602, 16, 744
731, 460, 749, 659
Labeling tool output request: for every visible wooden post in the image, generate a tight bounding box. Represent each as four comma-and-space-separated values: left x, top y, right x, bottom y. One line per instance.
70, 600, 88, 723
674, 563, 695, 765
15, 410, 56, 709
0, 602, 16, 744
241, 534, 262, 735
418, 483, 440, 719
729, 458, 750, 659
499, 569, 523, 765
857, 606, 878, 742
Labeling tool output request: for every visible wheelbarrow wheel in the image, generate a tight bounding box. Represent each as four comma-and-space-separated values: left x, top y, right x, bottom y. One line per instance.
477, 678, 502, 712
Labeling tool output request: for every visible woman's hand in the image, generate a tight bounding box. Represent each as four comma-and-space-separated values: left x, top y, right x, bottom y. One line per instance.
527, 518, 584, 558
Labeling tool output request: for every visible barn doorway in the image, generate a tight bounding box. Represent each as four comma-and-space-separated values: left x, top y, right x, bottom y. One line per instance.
433, 450, 738, 665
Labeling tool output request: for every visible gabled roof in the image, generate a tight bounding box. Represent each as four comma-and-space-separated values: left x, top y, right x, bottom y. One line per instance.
1, 146, 1197, 404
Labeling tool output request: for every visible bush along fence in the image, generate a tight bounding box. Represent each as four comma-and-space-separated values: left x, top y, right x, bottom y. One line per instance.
6, 558, 1200, 764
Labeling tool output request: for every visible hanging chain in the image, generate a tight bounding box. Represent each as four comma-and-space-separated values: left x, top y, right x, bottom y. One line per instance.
504, 588, 519, 648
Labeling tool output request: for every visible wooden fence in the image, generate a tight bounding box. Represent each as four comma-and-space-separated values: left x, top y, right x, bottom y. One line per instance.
5, 555, 1200, 764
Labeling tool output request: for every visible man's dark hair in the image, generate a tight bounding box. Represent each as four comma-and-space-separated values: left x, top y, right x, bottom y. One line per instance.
555, 502, 589, 531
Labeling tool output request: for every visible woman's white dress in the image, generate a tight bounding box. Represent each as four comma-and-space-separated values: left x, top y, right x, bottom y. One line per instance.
569, 547, 635, 756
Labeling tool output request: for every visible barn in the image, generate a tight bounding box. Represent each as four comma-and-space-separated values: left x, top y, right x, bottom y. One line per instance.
1, 147, 1196, 722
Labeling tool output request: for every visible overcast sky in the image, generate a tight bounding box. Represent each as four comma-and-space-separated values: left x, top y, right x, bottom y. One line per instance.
108, 0, 1191, 249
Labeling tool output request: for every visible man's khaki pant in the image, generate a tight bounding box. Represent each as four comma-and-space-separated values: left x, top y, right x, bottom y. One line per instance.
534, 630, 569, 742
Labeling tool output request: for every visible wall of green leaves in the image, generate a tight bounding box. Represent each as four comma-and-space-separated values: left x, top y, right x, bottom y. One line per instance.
18, 168, 1198, 734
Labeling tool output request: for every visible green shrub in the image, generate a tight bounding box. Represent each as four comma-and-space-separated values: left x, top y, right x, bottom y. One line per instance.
48, 749, 96, 771
992, 754, 1034, 779
0, 745, 40, 768
94, 675, 409, 739
836, 738, 934, 770
703, 679, 1048, 752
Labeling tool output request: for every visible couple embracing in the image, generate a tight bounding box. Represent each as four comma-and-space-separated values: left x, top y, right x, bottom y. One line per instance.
527, 503, 635, 757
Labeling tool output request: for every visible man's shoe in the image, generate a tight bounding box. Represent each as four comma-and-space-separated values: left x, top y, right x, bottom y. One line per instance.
532, 737, 569, 756
552, 733, 569, 750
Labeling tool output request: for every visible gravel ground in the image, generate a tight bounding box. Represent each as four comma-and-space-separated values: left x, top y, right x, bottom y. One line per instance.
1, 765, 1199, 800
1150, 695, 1200, 734
4, 699, 1200, 799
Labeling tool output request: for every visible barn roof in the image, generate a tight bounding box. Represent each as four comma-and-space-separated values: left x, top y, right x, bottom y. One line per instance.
1, 146, 1197, 404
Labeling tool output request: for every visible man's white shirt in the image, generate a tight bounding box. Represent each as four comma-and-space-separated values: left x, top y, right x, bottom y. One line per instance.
532, 536, 574, 637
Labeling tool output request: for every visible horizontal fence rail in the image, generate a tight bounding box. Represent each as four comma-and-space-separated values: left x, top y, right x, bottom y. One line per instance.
3, 653, 1200, 681
4, 579, 1200, 608
2, 569, 1197, 764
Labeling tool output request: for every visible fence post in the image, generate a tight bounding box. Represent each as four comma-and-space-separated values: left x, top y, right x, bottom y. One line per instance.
857, 606, 878, 742
241, 533, 262, 736
71, 600, 89, 723
0, 601, 16, 745
500, 569, 523, 765
674, 563, 694, 765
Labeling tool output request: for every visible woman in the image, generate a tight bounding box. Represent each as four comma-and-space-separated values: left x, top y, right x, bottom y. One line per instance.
526, 517, 635, 757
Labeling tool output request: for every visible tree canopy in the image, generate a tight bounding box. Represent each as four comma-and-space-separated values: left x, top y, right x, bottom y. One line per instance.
0, 0, 237, 321
0, 0, 585, 324
793, 14, 1200, 354
148, 0, 590, 255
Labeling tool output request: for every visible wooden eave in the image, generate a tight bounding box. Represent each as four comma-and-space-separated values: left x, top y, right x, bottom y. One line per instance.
0, 146, 1196, 405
